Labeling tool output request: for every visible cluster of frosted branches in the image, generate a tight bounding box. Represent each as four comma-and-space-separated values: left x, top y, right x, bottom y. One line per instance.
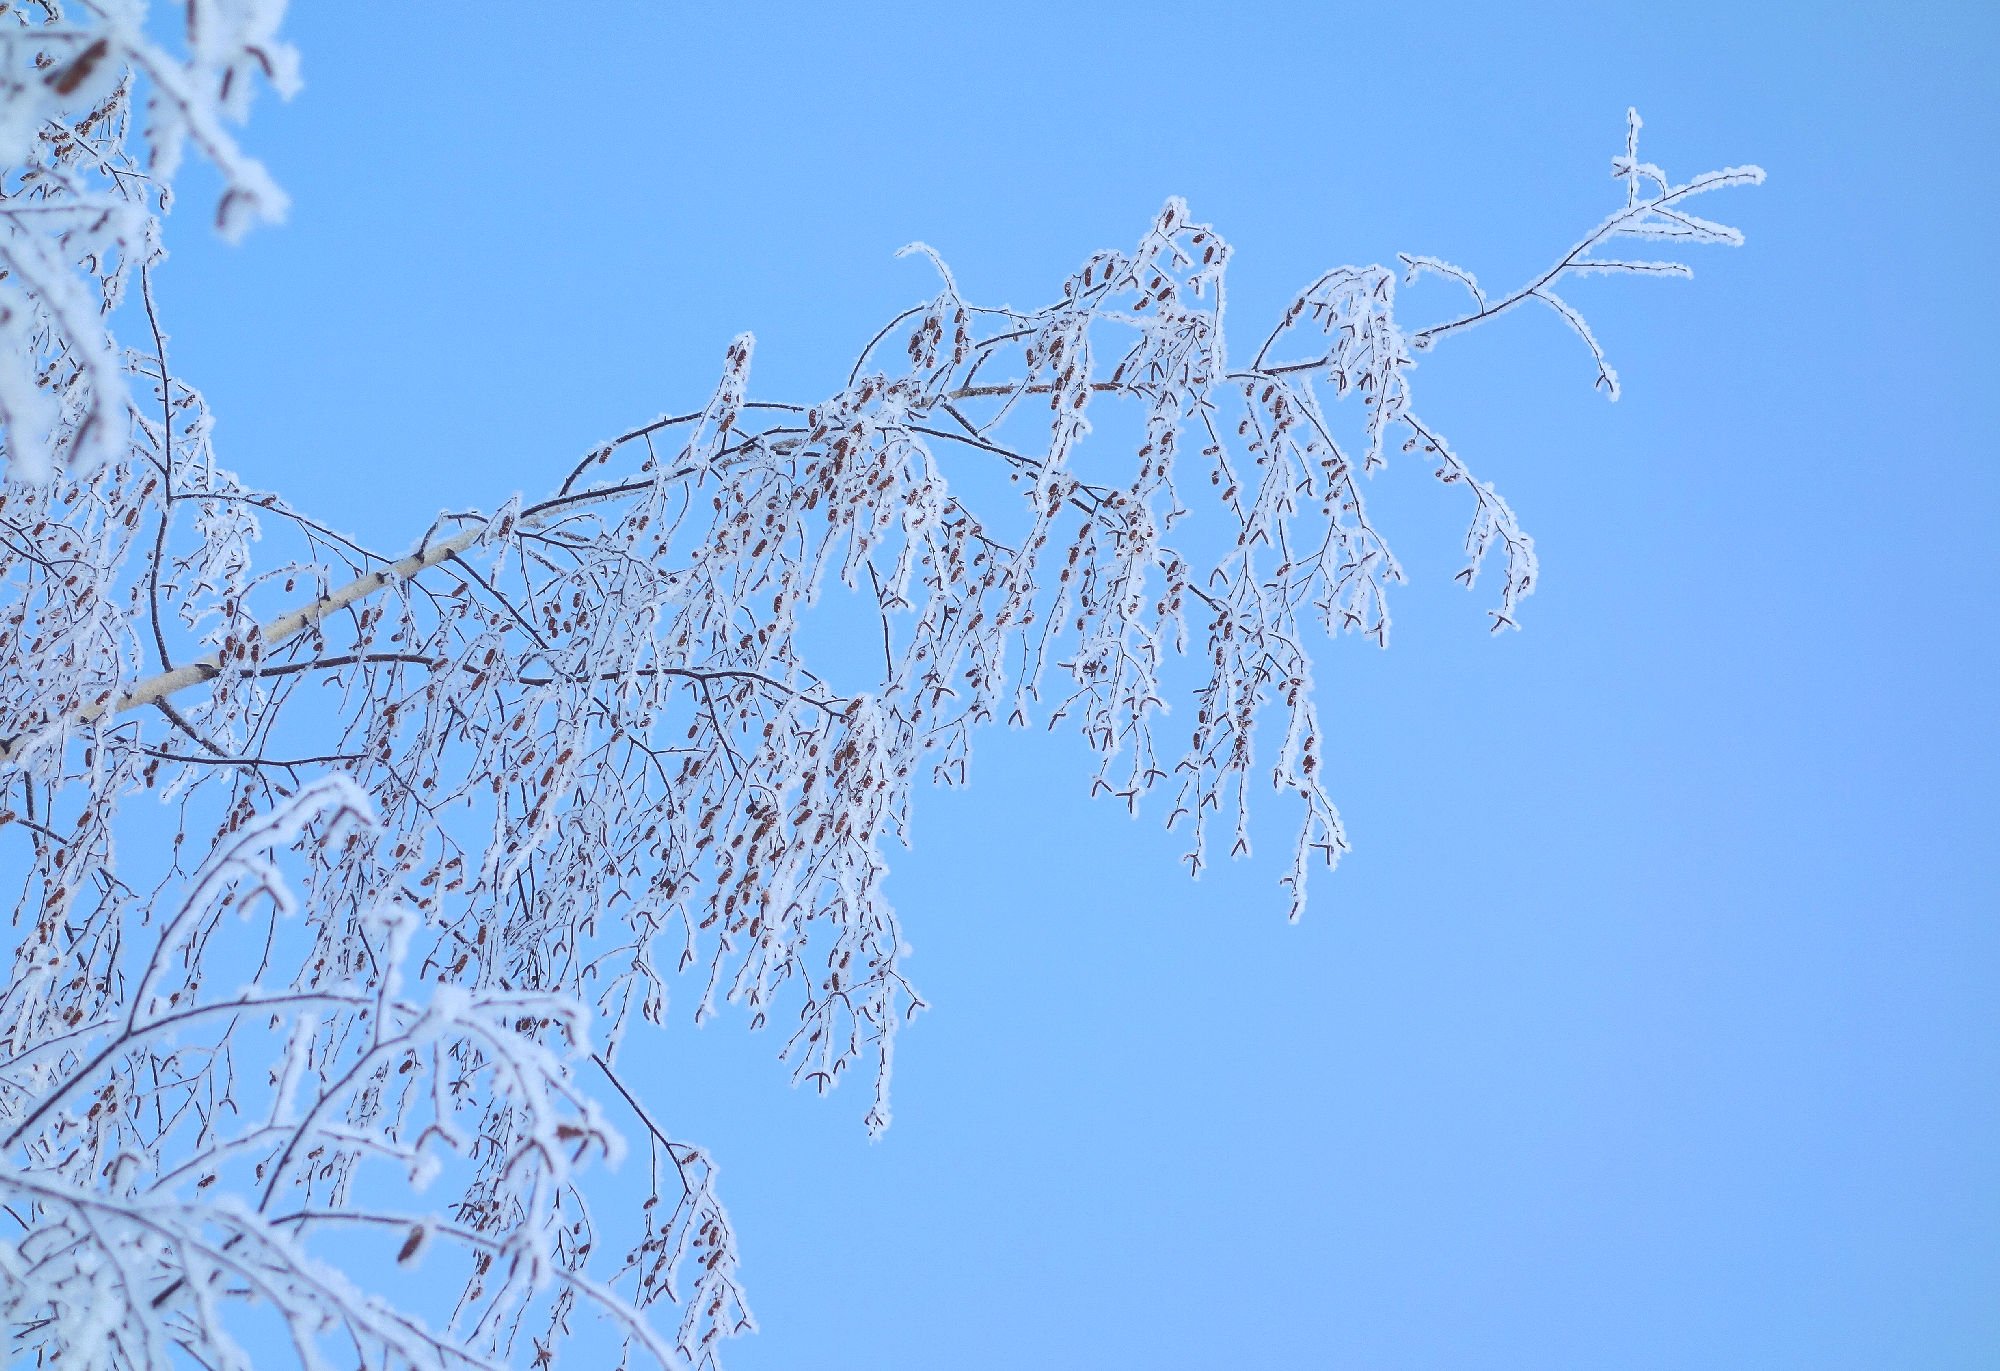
0, 5, 1762, 1366
0, 0, 291, 484
0, 777, 669, 1370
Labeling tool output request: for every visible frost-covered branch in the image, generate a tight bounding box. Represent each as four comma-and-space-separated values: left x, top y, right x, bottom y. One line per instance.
1404, 109, 1765, 397
0, 11, 1761, 1364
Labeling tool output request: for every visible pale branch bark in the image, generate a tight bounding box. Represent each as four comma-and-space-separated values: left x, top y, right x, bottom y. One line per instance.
0, 521, 487, 764
2, 372, 1260, 767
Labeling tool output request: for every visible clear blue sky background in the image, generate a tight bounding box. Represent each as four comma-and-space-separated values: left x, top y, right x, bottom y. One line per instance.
159, 3, 1996, 1367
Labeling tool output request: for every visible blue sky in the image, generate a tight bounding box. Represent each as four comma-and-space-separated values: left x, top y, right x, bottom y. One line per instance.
159, 3, 1997, 1367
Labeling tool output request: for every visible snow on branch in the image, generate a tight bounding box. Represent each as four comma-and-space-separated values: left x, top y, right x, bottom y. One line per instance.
0, 1, 295, 483
1405, 107, 1763, 398
0, 19, 1762, 1363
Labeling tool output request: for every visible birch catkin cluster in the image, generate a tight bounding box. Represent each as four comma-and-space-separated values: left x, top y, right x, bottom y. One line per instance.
0, 5, 1761, 1367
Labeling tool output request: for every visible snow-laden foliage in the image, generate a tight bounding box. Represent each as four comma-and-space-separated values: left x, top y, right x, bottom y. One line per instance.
0, 6, 1763, 1367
